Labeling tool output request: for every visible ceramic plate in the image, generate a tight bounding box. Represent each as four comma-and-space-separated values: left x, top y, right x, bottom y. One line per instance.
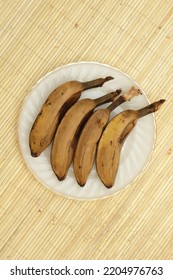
18, 62, 156, 200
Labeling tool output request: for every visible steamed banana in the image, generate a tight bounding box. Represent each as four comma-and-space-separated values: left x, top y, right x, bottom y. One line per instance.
73, 86, 141, 186
29, 76, 113, 157
51, 90, 122, 181
96, 99, 165, 188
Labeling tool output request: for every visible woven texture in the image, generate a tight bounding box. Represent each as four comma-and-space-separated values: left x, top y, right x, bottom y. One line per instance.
0, 0, 173, 260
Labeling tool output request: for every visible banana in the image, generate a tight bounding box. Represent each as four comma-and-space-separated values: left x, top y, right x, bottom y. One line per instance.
29, 76, 113, 157
96, 99, 165, 188
73, 86, 141, 186
51, 90, 122, 181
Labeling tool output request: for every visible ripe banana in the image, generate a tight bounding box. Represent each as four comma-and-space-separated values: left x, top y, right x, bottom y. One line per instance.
29, 76, 113, 157
51, 89, 122, 181
73, 86, 141, 186
96, 99, 165, 188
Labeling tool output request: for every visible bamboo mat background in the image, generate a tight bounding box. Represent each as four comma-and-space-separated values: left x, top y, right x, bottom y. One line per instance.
0, 0, 173, 260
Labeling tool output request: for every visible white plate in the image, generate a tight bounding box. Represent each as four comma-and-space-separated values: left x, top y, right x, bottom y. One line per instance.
18, 62, 156, 200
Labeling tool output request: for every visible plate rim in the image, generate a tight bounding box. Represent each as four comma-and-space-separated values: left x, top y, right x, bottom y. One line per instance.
17, 61, 156, 201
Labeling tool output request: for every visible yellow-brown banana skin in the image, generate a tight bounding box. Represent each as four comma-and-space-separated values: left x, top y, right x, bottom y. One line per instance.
51, 89, 122, 180
51, 99, 99, 181
96, 111, 138, 188
73, 109, 110, 186
73, 86, 141, 186
29, 81, 84, 157
96, 99, 165, 188
29, 77, 113, 157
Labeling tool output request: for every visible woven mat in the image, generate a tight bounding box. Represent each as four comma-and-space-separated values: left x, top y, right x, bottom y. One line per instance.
0, 0, 173, 260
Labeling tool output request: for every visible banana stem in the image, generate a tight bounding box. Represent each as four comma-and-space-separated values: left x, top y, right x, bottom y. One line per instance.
107, 95, 126, 112
137, 99, 165, 118
82, 76, 113, 90
107, 87, 141, 113
94, 89, 122, 106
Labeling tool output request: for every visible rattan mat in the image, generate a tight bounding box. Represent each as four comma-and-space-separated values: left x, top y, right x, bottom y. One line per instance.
0, 0, 173, 259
